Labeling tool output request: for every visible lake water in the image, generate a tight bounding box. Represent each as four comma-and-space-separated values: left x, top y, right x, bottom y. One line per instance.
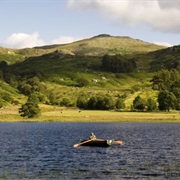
0, 122, 179, 179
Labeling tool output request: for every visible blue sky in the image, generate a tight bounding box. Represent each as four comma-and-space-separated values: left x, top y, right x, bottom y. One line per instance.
1, 0, 180, 49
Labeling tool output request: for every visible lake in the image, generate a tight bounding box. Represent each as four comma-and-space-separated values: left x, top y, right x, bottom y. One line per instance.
0, 122, 179, 179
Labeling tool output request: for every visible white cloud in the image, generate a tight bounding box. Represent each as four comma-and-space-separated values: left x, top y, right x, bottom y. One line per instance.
67, 0, 180, 33
2, 32, 83, 49
2, 32, 46, 49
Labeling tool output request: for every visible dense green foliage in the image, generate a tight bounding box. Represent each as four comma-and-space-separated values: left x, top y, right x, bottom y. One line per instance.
132, 96, 157, 112
77, 95, 115, 110
19, 101, 41, 118
87, 95, 115, 110
151, 69, 180, 110
116, 98, 125, 110
19, 93, 41, 118
151, 69, 180, 93
133, 96, 146, 111
101, 54, 137, 73
147, 98, 157, 112
158, 91, 177, 112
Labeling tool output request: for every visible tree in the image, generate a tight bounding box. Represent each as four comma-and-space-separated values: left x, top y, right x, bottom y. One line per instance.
133, 96, 146, 111
151, 69, 180, 110
116, 98, 125, 110
18, 82, 32, 95
147, 98, 157, 112
87, 96, 98, 110
77, 95, 88, 109
27, 93, 39, 104
87, 95, 115, 110
0, 70, 3, 80
158, 90, 177, 112
151, 69, 180, 96
60, 97, 74, 107
0, 60, 8, 69
19, 94, 41, 118
0, 99, 3, 108
151, 69, 171, 91
48, 93, 57, 105
100, 96, 114, 110
19, 101, 41, 118
101, 54, 137, 73
18, 76, 41, 95
175, 100, 180, 110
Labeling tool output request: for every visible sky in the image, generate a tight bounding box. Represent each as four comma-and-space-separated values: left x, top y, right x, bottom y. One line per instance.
1, 0, 180, 49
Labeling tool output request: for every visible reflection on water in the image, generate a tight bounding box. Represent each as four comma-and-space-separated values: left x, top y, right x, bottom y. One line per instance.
0, 122, 179, 179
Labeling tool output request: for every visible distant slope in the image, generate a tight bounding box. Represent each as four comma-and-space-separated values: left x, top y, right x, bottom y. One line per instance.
16, 34, 166, 57
147, 45, 180, 70
37, 34, 165, 56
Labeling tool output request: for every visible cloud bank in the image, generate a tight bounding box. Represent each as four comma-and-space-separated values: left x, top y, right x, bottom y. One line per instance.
68, 0, 180, 33
2, 33, 82, 49
2, 32, 45, 49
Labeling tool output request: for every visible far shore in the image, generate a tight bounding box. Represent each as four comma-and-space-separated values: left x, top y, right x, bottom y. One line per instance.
0, 105, 180, 122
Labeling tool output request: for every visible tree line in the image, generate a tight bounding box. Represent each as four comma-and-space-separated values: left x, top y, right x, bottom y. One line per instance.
101, 54, 137, 73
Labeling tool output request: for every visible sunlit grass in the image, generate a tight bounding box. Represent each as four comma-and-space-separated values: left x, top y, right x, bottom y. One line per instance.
0, 105, 179, 122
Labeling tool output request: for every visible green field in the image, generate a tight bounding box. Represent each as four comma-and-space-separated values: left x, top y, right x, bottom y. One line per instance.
0, 105, 179, 122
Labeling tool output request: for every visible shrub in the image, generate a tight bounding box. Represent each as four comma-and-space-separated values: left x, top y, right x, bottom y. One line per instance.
133, 95, 146, 111
76, 77, 89, 87
147, 98, 157, 112
60, 98, 74, 107
77, 95, 88, 109
116, 98, 125, 110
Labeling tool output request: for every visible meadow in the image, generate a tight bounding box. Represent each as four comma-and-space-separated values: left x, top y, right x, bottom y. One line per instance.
0, 105, 179, 122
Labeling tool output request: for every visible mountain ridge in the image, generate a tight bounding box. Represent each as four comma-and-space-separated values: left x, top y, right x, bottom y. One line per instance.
14, 34, 166, 57
0, 34, 179, 72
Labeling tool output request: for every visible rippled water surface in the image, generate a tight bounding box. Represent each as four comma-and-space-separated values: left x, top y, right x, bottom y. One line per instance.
0, 122, 179, 179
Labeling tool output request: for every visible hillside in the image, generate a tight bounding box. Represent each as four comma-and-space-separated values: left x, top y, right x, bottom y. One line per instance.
13, 34, 165, 57
34, 34, 166, 56
0, 35, 179, 112
0, 81, 25, 107
0, 34, 166, 67
148, 45, 180, 70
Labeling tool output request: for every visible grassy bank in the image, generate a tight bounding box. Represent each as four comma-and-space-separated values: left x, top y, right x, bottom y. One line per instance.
0, 105, 180, 122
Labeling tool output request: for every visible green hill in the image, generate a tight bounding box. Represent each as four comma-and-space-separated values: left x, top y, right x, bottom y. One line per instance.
1, 34, 166, 65
34, 34, 165, 56
0, 35, 179, 111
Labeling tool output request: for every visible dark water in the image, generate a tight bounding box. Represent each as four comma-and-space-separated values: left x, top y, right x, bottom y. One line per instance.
0, 122, 179, 180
